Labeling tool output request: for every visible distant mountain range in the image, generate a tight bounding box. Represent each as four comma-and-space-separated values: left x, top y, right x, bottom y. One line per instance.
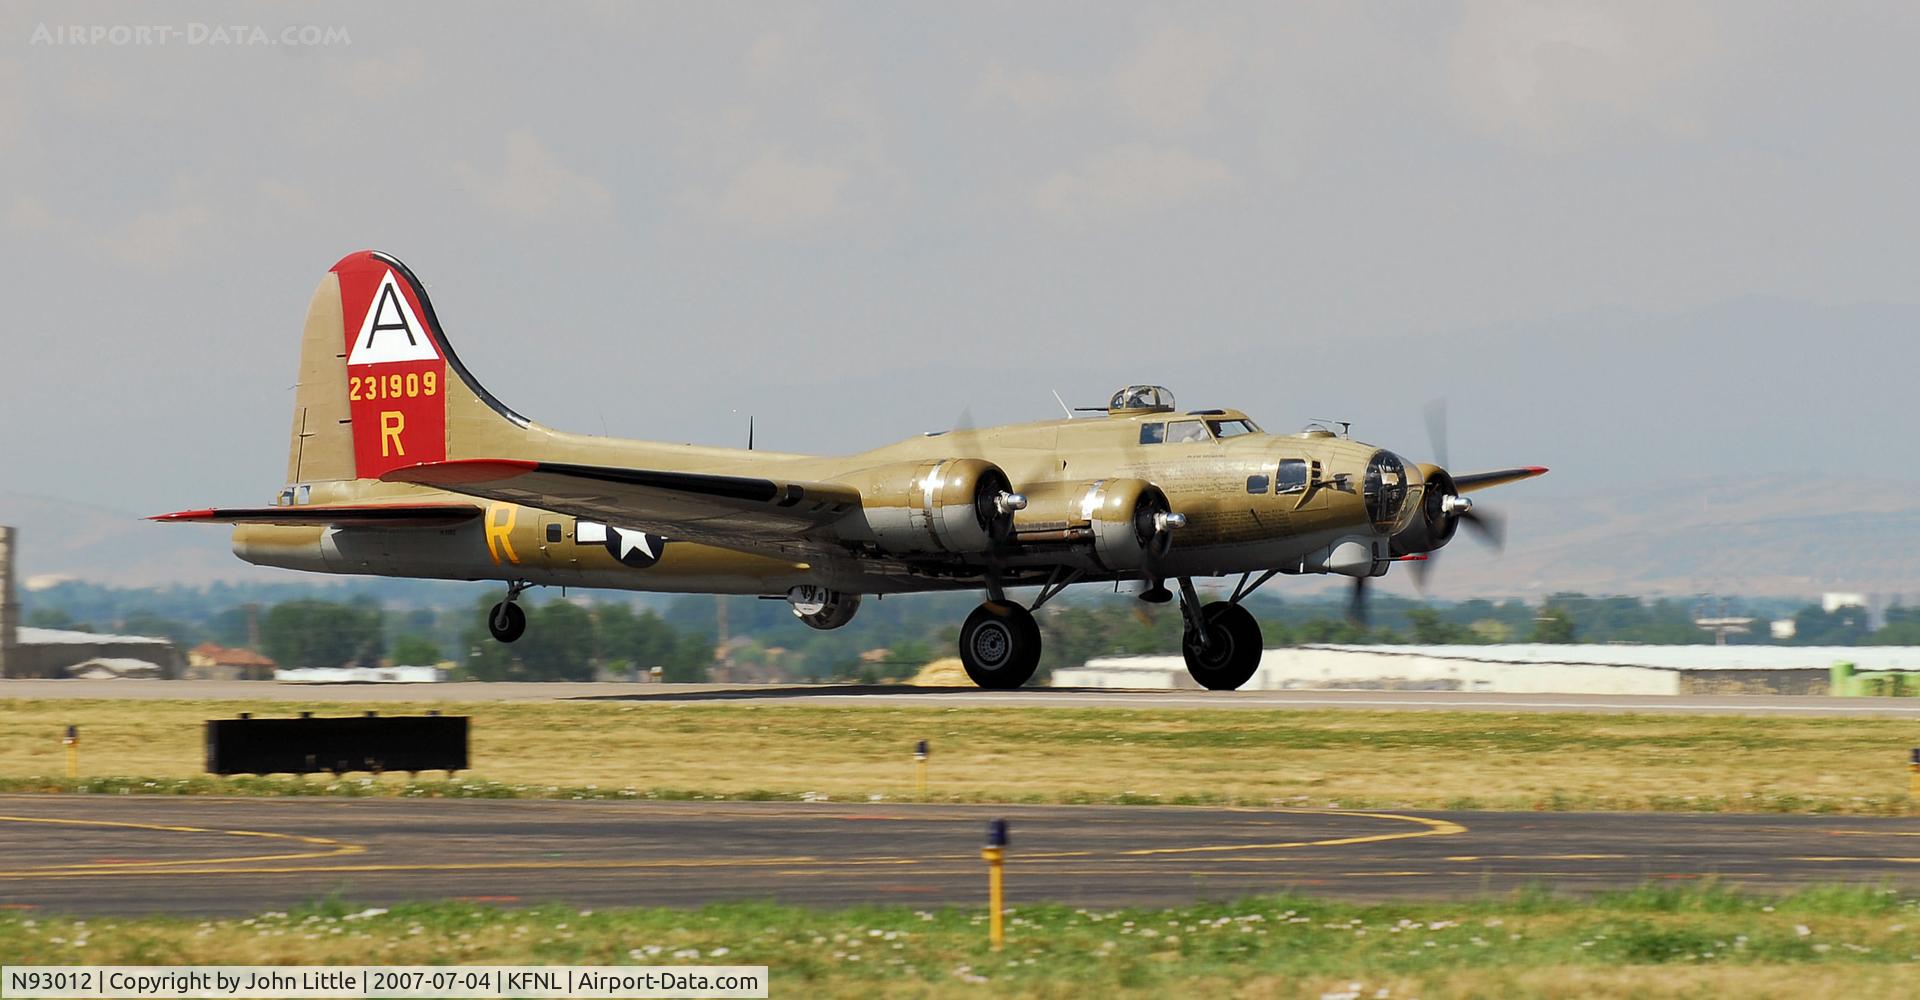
1371, 475, 1920, 603
5, 478, 1915, 602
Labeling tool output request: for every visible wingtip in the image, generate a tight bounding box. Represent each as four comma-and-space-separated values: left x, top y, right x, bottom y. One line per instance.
148, 508, 216, 522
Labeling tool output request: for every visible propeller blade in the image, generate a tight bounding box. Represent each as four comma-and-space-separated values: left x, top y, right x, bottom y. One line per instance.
950, 405, 981, 461
1423, 399, 1449, 469
1346, 576, 1370, 627
1461, 507, 1506, 552
1409, 551, 1436, 592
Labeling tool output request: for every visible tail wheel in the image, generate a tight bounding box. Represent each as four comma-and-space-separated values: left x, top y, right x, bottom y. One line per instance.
488, 601, 527, 643
1181, 601, 1262, 691
959, 600, 1041, 689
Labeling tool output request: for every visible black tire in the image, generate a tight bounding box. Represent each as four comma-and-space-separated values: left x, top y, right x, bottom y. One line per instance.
958, 600, 1042, 689
1182, 601, 1263, 690
488, 601, 527, 643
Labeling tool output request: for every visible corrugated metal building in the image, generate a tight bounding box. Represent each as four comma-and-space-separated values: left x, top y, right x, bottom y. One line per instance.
1058, 644, 1919, 695
5, 626, 184, 679
0, 525, 182, 679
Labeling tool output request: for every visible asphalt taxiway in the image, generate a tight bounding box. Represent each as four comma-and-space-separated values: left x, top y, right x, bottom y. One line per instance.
2, 796, 1916, 916
6, 679, 1920, 717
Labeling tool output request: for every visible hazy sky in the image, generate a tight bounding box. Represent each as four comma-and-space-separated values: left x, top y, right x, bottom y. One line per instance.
3, 1, 1916, 528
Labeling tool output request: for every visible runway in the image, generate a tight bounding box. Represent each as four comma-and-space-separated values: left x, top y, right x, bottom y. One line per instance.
7, 679, 1920, 717
1, 796, 1916, 916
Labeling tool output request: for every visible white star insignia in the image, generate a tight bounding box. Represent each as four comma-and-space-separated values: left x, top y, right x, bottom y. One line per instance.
610, 527, 656, 560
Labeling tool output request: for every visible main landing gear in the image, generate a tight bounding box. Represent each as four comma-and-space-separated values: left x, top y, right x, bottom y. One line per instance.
956, 569, 1079, 689
958, 600, 1042, 689
1175, 578, 1263, 691
954, 570, 1270, 691
488, 581, 532, 643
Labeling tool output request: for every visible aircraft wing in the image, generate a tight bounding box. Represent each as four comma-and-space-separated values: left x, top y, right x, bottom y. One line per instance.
150, 503, 482, 527
1452, 466, 1549, 494
383, 459, 863, 558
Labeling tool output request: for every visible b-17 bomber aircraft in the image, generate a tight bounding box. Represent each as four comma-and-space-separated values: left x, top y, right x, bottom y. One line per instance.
157, 251, 1547, 691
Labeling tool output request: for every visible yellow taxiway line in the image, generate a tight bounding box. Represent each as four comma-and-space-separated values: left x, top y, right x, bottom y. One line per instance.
0, 806, 1465, 880
0, 814, 364, 871
1119, 809, 1466, 855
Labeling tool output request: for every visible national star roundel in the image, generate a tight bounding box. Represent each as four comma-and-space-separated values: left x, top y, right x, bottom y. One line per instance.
577, 522, 668, 570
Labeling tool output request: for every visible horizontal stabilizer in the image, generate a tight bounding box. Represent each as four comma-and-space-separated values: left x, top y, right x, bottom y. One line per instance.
1452, 466, 1549, 494
150, 503, 482, 528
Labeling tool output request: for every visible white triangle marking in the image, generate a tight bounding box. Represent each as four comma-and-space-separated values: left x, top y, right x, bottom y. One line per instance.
348, 270, 439, 366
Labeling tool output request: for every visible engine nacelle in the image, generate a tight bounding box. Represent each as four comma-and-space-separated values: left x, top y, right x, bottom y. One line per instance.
1389, 463, 1460, 558
788, 585, 861, 630
849, 458, 1017, 555
1081, 478, 1173, 572
1012, 478, 1173, 572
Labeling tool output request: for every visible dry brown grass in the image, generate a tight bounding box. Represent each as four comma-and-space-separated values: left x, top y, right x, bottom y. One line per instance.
0, 697, 1915, 812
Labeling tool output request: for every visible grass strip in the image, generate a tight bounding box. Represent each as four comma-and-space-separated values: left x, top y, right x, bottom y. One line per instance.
2, 884, 1916, 999
2, 699, 1916, 815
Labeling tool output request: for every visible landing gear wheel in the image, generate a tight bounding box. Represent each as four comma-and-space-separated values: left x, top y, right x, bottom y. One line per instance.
1182, 601, 1262, 691
488, 601, 527, 643
959, 600, 1042, 689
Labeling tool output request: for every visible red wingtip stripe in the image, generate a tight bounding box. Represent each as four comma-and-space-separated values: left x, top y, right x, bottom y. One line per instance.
382, 458, 540, 485
1525, 466, 1550, 475
149, 509, 218, 522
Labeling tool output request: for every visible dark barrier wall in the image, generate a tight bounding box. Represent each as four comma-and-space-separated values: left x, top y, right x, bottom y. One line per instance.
206, 713, 468, 775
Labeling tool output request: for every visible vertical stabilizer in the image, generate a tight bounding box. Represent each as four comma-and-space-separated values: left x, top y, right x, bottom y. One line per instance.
286, 251, 532, 484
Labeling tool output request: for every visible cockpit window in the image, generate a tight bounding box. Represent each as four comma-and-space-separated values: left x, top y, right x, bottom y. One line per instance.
1138, 422, 1166, 445
1208, 419, 1257, 438
1275, 459, 1308, 494
1164, 419, 1210, 444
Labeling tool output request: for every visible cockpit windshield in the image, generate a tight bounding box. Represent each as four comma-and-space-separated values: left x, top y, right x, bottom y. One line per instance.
1164, 419, 1210, 443
1139, 416, 1261, 445
1207, 418, 1258, 438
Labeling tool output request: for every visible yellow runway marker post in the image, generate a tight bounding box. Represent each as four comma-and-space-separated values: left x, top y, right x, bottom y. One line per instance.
983, 819, 1007, 952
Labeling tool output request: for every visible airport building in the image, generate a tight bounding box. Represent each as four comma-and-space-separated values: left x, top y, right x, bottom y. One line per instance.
0, 526, 183, 679
1, 625, 183, 680
1057, 644, 1920, 696
186, 642, 277, 681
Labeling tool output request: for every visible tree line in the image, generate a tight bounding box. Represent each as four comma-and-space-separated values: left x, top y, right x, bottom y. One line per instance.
21, 581, 1920, 685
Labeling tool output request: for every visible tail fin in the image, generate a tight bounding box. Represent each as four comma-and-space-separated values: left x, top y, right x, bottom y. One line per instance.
287, 251, 528, 483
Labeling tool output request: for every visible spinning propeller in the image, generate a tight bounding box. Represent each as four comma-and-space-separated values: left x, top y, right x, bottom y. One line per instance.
1409, 399, 1510, 591
1346, 401, 1522, 626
